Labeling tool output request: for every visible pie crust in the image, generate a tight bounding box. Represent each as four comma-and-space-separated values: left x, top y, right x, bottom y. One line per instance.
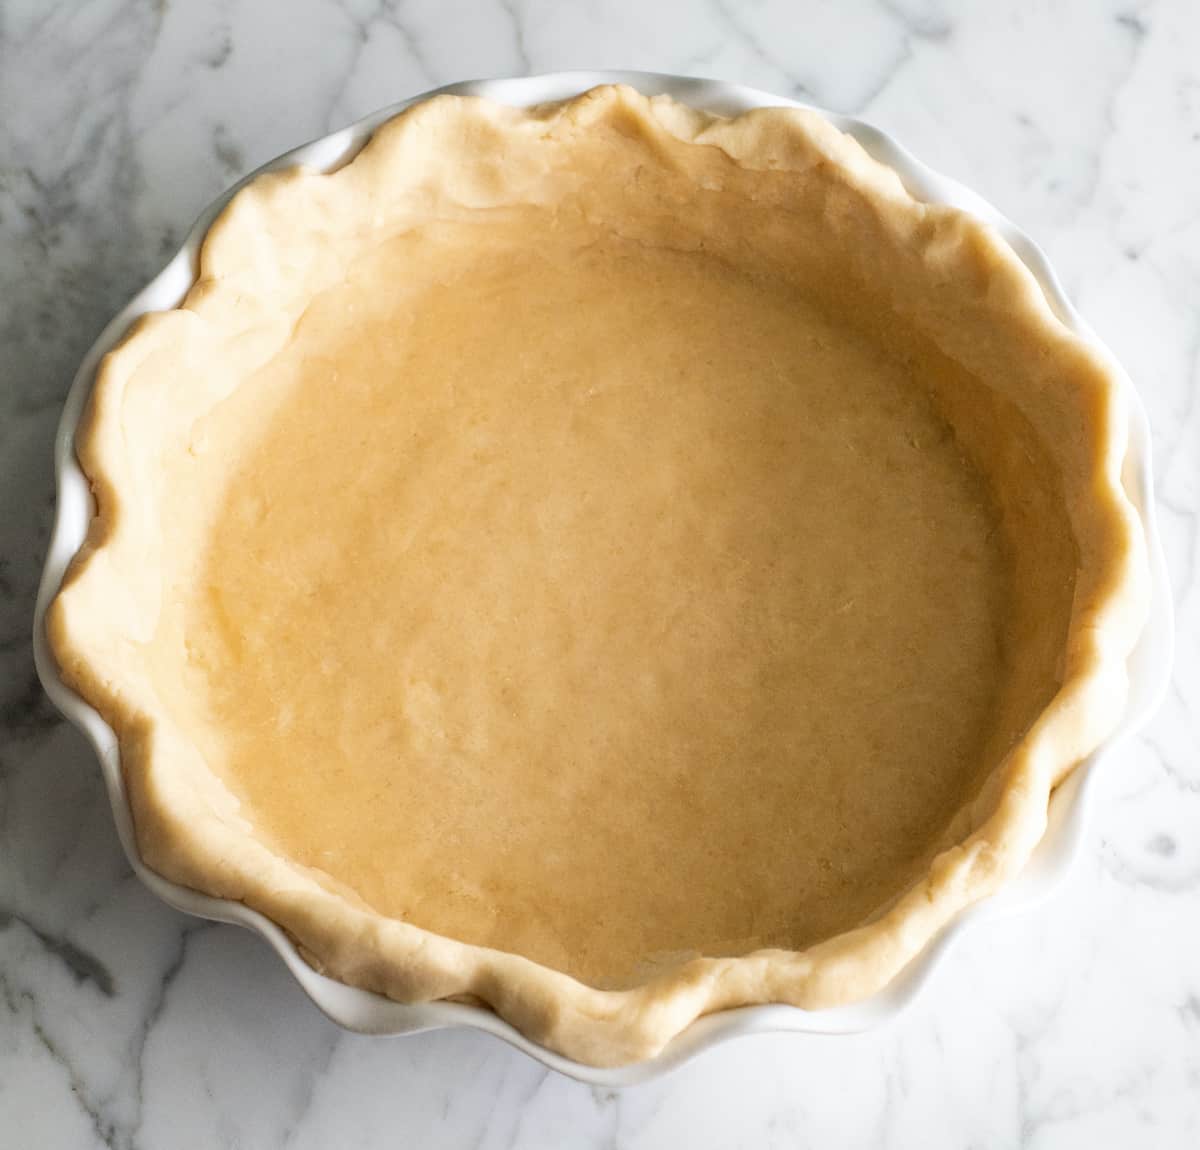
48, 86, 1148, 1066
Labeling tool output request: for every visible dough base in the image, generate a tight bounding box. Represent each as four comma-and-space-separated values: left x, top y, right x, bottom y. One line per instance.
47, 86, 1149, 1065
163, 224, 1008, 986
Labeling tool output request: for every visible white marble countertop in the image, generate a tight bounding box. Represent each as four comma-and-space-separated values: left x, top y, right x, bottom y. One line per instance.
3, 1, 1199, 1146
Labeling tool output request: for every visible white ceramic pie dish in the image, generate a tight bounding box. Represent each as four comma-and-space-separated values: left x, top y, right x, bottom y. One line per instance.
32, 71, 1174, 1085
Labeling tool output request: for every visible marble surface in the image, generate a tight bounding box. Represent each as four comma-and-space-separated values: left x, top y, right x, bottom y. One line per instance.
2, 0, 1198, 1145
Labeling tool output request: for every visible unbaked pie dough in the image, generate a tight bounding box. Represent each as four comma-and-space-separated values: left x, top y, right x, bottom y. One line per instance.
49, 86, 1148, 1066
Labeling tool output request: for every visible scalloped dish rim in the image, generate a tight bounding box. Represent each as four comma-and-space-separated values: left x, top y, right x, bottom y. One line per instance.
32, 71, 1173, 1085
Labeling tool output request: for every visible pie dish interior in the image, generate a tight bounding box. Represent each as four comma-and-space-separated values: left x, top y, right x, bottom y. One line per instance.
48, 85, 1147, 1066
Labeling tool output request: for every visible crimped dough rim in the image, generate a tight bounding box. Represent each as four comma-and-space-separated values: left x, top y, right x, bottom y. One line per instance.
48, 86, 1149, 1067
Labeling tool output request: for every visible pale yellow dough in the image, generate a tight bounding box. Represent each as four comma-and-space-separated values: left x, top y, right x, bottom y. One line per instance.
49, 86, 1148, 1065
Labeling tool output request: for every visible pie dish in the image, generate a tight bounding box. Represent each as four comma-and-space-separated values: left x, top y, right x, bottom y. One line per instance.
42, 77, 1156, 1069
